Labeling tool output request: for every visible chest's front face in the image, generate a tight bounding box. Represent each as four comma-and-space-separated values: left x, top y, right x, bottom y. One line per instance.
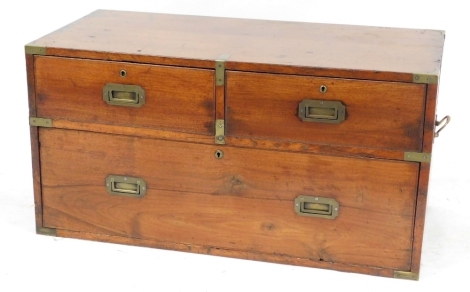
26, 10, 444, 281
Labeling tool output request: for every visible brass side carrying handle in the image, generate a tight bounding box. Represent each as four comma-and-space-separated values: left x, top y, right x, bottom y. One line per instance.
298, 99, 346, 123
434, 115, 450, 137
294, 196, 339, 219
106, 175, 147, 198
103, 83, 145, 107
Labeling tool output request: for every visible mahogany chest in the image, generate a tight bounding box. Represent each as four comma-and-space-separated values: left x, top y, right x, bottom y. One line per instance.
25, 10, 447, 280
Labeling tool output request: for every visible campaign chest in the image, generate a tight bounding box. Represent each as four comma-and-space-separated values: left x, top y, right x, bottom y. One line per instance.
25, 10, 447, 280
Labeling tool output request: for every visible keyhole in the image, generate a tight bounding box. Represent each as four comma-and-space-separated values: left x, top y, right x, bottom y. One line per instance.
215, 150, 224, 159
120, 70, 127, 77
319, 85, 327, 93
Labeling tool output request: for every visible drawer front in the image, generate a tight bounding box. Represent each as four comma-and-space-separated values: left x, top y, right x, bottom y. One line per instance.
226, 71, 426, 151
40, 128, 418, 270
35, 56, 214, 135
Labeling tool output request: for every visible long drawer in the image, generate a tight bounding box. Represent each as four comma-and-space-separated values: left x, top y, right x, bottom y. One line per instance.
40, 128, 418, 270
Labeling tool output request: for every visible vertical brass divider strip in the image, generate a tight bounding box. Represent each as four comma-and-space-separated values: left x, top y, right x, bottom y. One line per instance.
215, 54, 230, 144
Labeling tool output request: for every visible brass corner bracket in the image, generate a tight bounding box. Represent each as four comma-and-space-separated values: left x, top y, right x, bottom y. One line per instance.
394, 271, 419, 280
412, 73, 438, 84
29, 117, 53, 127
404, 152, 431, 163
25, 45, 46, 55
37, 227, 57, 236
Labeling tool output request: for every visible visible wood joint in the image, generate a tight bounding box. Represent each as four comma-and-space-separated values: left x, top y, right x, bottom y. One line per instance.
412, 73, 438, 84
404, 151, 431, 163
37, 227, 57, 236
394, 271, 419, 280
25, 45, 46, 55
29, 117, 53, 127
215, 54, 230, 86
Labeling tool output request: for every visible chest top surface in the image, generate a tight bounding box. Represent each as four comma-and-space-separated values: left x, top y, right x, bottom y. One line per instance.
28, 10, 444, 82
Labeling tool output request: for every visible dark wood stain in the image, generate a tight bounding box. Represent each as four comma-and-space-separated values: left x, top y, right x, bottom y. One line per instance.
261, 222, 276, 231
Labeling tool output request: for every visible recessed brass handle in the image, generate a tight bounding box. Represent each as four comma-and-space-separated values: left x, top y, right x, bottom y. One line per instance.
294, 196, 339, 219
105, 175, 147, 198
103, 83, 145, 107
298, 99, 345, 124
434, 115, 450, 137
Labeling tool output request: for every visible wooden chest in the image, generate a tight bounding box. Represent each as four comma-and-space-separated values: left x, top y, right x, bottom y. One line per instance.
25, 10, 447, 280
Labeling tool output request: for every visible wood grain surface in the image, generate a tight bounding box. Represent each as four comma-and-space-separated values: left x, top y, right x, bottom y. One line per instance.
26, 54, 43, 228
27, 10, 445, 83
411, 163, 431, 274
51, 119, 214, 145
40, 128, 419, 270
35, 56, 215, 135
226, 71, 426, 151
224, 135, 406, 161
45, 119, 404, 161
410, 84, 439, 274
423, 84, 439, 153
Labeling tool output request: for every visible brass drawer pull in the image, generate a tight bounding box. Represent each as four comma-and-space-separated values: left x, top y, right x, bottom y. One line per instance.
105, 175, 147, 198
103, 83, 145, 107
298, 99, 345, 123
295, 196, 339, 219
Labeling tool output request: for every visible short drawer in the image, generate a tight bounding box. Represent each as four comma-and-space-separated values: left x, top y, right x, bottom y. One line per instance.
40, 128, 418, 270
35, 56, 215, 135
226, 71, 426, 151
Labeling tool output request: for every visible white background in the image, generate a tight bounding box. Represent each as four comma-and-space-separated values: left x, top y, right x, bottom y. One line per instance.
1, 1, 468, 291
